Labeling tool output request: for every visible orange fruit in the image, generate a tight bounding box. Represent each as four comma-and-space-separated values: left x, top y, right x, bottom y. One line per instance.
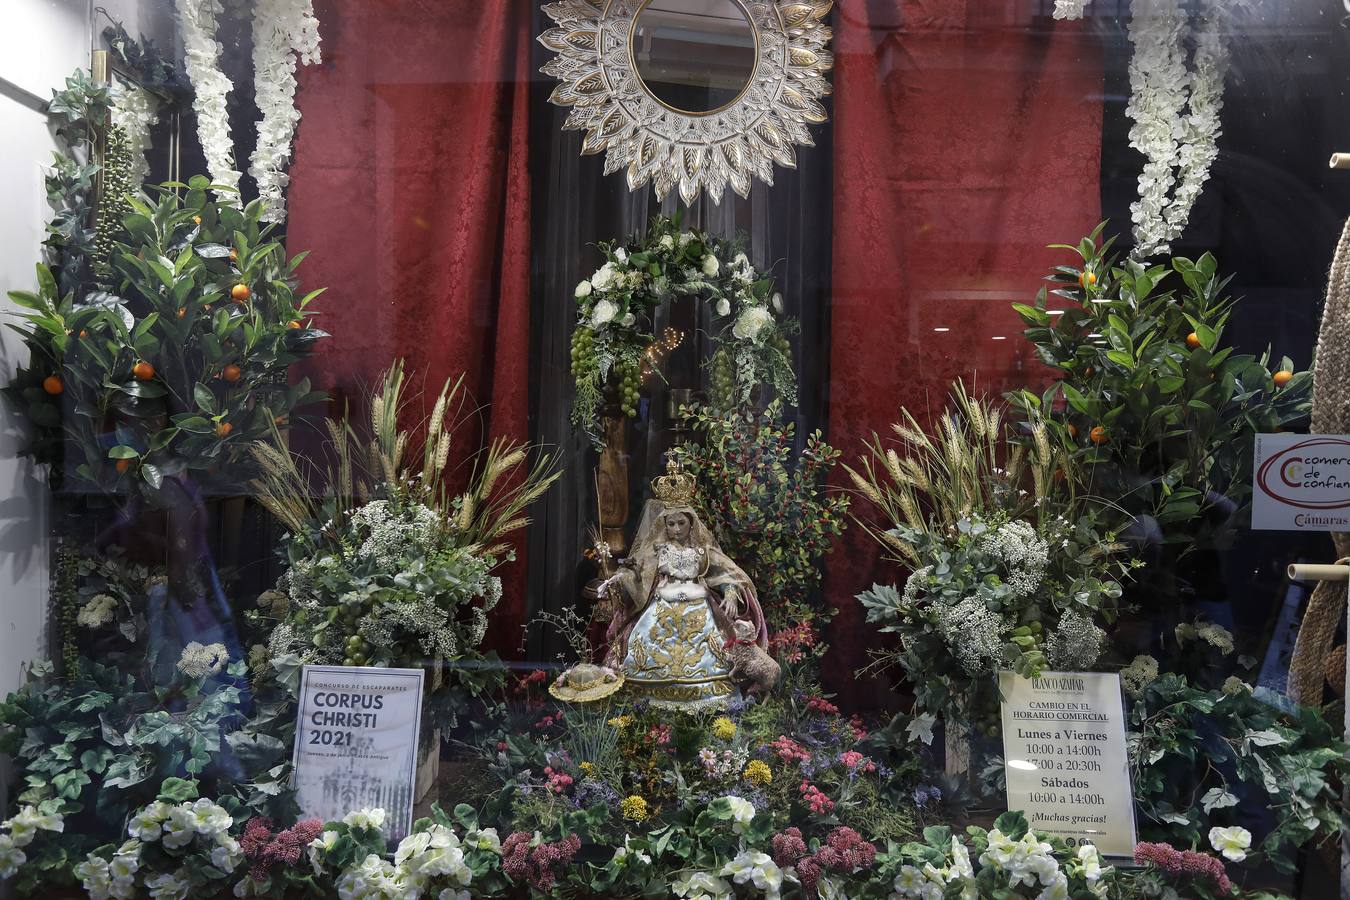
229, 248, 238, 262
192, 215, 202, 225
1273, 370, 1294, 387
215, 422, 233, 438
42, 375, 63, 395
78, 330, 88, 338
1089, 426, 1108, 445
287, 320, 302, 329
1066, 423, 1078, 439
231, 284, 251, 302
115, 458, 132, 474
222, 364, 242, 383
1079, 270, 1097, 288
176, 308, 186, 319
132, 361, 155, 381
1186, 332, 1201, 349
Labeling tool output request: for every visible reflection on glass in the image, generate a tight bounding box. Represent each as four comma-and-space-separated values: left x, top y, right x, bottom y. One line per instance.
632, 0, 756, 114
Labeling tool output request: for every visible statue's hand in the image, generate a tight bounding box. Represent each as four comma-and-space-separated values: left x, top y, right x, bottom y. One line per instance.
720, 588, 741, 619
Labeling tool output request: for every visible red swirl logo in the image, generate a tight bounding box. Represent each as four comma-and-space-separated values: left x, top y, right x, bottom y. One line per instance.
1256, 437, 1350, 510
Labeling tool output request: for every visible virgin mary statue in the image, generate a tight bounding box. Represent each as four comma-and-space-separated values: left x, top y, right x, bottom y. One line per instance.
602, 459, 767, 710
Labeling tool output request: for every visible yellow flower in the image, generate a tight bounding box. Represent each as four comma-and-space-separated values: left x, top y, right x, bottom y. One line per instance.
620, 795, 649, 822
579, 761, 595, 775
743, 759, 773, 786
608, 715, 634, 729
711, 717, 736, 741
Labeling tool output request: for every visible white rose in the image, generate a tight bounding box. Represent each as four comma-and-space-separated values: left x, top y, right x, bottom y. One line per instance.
715, 299, 731, 317
702, 255, 720, 277
590, 262, 617, 292
574, 280, 592, 298
614, 247, 628, 262
591, 299, 618, 328
620, 312, 636, 327
732, 306, 773, 342
771, 292, 783, 313
1208, 825, 1252, 862
659, 234, 675, 250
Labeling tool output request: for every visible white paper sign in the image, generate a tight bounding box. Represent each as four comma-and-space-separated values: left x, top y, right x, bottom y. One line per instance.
999, 671, 1136, 858
1252, 433, 1350, 531
292, 665, 424, 842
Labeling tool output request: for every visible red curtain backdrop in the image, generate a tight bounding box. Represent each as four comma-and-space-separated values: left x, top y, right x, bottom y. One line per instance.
285, 0, 534, 652
823, 1, 1105, 694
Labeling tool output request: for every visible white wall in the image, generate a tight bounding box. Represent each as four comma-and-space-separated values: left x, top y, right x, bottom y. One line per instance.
0, 0, 91, 697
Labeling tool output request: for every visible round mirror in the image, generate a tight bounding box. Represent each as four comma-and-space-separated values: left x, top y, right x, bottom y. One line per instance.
632, 0, 757, 115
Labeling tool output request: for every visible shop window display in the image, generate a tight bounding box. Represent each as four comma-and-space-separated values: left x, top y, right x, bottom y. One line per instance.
0, 0, 1348, 898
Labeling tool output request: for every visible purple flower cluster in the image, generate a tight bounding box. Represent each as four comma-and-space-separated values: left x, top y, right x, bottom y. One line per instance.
771, 826, 877, 899
240, 817, 325, 882
1134, 842, 1233, 894
502, 832, 582, 892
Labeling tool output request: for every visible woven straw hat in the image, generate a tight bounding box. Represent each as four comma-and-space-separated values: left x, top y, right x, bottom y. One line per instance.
548, 663, 624, 703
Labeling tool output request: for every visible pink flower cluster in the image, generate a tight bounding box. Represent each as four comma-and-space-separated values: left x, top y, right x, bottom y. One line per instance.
769, 623, 817, 663
1134, 841, 1233, 894
838, 750, 876, 774
848, 715, 868, 741
543, 766, 573, 794
770, 735, 811, 765
502, 832, 582, 892
511, 669, 548, 696
648, 723, 672, 747
806, 697, 840, 716
240, 817, 325, 881
799, 780, 835, 814
534, 710, 565, 731
771, 826, 877, 898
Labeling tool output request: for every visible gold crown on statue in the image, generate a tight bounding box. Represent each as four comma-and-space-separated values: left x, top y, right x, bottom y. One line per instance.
653, 458, 697, 508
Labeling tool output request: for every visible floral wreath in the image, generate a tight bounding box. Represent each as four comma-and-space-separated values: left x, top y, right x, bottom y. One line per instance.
569, 214, 797, 448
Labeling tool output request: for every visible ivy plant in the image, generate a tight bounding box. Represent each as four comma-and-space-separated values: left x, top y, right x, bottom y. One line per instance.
1128, 673, 1347, 874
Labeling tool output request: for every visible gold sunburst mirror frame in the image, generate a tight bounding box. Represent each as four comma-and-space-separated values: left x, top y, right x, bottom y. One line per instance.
539, 0, 834, 205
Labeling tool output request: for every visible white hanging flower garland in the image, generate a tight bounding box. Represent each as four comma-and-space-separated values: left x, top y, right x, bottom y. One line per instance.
249, 0, 321, 223
110, 77, 159, 185
175, 0, 241, 197
1052, 0, 1091, 20
1125, 0, 1231, 258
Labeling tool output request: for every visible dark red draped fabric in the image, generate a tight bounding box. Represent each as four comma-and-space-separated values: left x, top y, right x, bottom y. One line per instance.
285, 0, 534, 652
823, 2, 1104, 696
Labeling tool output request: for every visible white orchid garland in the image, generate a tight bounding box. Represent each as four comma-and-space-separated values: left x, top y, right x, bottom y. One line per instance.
176, 0, 320, 215
1052, 0, 1091, 20
174, 0, 240, 197
249, 0, 322, 223
1125, 0, 1232, 258
110, 78, 159, 185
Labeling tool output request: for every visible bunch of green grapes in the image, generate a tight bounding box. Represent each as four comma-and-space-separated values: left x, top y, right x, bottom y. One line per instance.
767, 330, 792, 359
570, 326, 596, 380
708, 349, 736, 409
616, 357, 641, 417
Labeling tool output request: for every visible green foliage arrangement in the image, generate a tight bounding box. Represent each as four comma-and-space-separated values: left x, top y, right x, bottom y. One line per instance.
4, 177, 327, 495
249, 362, 559, 706
0, 657, 296, 895
1127, 672, 1348, 874
674, 401, 848, 648
569, 214, 796, 446
1008, 225, 1311, 556
848, 388, 1133, 739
